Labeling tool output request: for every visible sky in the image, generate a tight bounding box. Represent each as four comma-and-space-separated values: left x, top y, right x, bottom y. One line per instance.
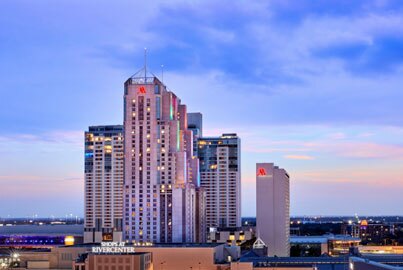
1, 0, 403, 218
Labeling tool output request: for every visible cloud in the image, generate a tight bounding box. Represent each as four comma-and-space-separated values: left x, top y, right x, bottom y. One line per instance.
284, 155, 315, 160
327, 132, 347, 140
329, 141, 403, 159
0, 175, 83, 184
0, 130, 83, 154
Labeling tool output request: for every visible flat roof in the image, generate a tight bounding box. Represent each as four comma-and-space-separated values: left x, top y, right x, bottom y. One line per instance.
291, 235, 361, 244
240, 256, 348, 264
291, 236, 328, 244
141, 243, 223, 248
65, 242, 223, 248
89, 252, 150, 255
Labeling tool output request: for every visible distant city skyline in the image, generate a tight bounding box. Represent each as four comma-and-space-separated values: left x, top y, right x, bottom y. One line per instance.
1, 0, 403, 217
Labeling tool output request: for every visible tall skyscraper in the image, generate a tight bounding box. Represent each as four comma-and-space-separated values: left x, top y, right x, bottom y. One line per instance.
256, 163, 290, 256
197, 133, 241, 229
123, 68, 201, 243
84, 125, 124, 243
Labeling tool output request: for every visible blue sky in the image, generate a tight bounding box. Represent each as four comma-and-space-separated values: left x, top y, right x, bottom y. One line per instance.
1, 0, 403, 217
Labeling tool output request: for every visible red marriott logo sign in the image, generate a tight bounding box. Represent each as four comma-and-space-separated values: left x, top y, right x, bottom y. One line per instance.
257, 168, 267, 176
138, 86, 146, 94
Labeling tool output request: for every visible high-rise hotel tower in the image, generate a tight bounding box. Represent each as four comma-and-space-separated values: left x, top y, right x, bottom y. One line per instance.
84, 125, 124, 243
197, 134, 241, 229
256, 163, 290, 256
123, 69, 202, 243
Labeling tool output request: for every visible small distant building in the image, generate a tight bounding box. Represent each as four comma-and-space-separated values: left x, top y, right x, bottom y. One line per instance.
207, 228, 253, 245
342, 219, 395, 245
290, 234, 361, 256
251, 237, 268, 257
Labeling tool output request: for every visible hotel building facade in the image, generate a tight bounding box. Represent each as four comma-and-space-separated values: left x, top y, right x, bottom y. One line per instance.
84, 125, 124, 243
123, 70, 204, 243
256, 163, 290, 256
197, 134, 241, 229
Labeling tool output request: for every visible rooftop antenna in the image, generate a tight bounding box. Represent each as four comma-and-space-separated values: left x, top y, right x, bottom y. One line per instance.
161, 64, 164, 83
144, 47, 147, 82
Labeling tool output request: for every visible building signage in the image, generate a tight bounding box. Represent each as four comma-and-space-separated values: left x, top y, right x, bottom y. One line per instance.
257, 168, 267, 176
138, 86, 147, 94
92, 242, 135, 254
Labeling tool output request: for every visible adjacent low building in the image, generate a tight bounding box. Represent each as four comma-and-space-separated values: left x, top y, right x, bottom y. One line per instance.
290, 234, 361, 256
9, 242, 240, 270
350, 256, 403, 270
208, 228, 253, 246
359, 246, 403, 255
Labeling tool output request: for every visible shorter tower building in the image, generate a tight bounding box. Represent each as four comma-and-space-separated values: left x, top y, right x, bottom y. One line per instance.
198, 134, 241, 230
256, 163, 290, 256
84, 125, 124, 243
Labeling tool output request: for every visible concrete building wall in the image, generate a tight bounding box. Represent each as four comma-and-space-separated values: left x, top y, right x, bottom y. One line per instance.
196, 187, 207, 243
85, 254, 152, 270
53, 246, 89, 269
231, 262, 312, 270
198, 134, 241, 230
359, 246, 403, 254
256, 163, 290, 257
208, 230, 253, 245
84, 125, 124, 243
27, 261, 50, 269
230, 263, 312, 270
17, 246, 89, 269
350, 257, 403, 270
123, 75, 202, 243
136, 245, 229, 270
16, 244, 237, 270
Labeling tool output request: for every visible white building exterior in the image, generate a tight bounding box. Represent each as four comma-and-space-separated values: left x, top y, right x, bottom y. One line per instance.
84, 125, 124, 243
123, 70, 202, 243
198, 134, 241, 229
256, 163, 290, 256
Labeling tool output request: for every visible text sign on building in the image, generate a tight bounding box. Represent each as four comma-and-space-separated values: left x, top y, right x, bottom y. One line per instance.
92, 242, 135, 254
257, 168, 267, 176
138, 86, 146, 94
